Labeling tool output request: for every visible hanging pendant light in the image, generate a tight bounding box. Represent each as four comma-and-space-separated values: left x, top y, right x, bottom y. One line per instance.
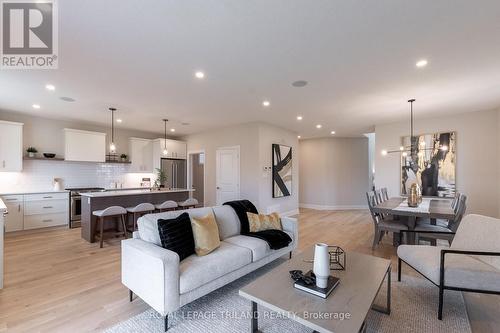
381, 99, 448, 157
109, 107, 117, 153
162, 119, 168, 155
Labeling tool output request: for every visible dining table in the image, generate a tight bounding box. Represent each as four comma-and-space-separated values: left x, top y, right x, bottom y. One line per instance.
373, 197, 456, 244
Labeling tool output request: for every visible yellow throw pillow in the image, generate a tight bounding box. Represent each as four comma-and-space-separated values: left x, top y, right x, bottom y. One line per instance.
247, 212, 282, 233
191, 213, 221, 256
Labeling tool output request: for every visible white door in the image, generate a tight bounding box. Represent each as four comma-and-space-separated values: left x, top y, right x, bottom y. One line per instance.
216, 146, 240, 205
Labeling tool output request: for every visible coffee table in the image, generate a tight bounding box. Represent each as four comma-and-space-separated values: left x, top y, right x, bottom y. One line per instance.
239, 248, 391, 333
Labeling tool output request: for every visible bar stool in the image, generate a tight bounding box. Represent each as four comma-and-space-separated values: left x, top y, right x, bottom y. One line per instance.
155, 200, 178, 212
178, 198, 199, 210
126, 203, 155, 232
92, 206, 128, 248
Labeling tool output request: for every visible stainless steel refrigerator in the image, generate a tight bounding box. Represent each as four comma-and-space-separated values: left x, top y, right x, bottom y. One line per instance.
161, 158, 187, 189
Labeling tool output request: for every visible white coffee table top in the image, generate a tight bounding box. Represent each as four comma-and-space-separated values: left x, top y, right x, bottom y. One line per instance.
239, 247, 391, 333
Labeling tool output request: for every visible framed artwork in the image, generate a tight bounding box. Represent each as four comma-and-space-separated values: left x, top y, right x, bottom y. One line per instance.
401, 131, 456, 198
272, 144, 292, 198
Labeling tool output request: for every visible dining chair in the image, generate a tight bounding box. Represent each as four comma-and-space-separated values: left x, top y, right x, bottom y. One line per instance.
413, 195, 467, 245
374, 189, 384, 205
381, 187, 389, 201
366, 191, 408, 249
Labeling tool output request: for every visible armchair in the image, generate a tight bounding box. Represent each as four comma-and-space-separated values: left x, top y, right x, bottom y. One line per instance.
397, 214, 500, 319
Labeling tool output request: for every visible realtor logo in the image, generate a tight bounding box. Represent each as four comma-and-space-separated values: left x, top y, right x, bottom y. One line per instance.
1, 0, 58, 69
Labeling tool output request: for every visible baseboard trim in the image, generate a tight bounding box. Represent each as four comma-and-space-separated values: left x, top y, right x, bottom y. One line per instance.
299, 203, 367, 211
280, 209, 300, 217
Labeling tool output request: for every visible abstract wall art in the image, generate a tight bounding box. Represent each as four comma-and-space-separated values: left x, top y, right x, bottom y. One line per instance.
400, 131, 456, 198
272, 144, 292, 198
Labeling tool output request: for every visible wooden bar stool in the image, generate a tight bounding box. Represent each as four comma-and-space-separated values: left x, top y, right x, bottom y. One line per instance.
92, 206, 128, 248
178, 198, 199, 210
126, 203, 155, 232
155, 200, 178, 212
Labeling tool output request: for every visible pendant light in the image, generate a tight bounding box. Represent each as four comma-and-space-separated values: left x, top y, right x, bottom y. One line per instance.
109, 107, 117, 153
162, 119, 168, 155
381, 99, 448, 157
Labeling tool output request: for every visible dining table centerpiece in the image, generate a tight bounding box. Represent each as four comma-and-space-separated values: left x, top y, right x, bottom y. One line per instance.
407, 183, 422, 207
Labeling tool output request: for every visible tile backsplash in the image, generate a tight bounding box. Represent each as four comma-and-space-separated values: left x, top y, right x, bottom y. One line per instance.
0, 160, 155, 193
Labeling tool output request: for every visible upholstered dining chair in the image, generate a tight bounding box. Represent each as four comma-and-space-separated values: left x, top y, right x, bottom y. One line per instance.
413, 195, 467, 245
398, 214, 500, 320
367, 191, 408, 249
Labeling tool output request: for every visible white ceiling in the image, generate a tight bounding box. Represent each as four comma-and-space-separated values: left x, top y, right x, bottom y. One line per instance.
1, 0, 500, 138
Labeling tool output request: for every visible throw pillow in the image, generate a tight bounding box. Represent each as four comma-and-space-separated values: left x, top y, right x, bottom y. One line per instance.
191, 213, 221, 256
246, 212, 282, 233
157, 212, 195, 261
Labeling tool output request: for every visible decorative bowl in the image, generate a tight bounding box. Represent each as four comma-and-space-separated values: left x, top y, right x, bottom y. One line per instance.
43, 153, 56, 158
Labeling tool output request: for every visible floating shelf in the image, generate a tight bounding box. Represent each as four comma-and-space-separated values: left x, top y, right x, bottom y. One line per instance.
24, 156, 64, 161
105, 160, 132, 164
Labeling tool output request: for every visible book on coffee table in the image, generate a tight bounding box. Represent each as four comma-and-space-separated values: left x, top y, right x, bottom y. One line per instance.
293, 270, 340, 299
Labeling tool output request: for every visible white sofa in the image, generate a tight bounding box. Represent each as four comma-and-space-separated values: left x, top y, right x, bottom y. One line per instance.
121, 205, 298, 331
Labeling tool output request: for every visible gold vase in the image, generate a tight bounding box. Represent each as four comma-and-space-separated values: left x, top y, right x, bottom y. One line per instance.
408, 183, 422, 207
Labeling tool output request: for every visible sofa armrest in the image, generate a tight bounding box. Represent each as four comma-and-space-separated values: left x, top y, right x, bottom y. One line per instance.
121, 238, 180, 315
281, 216, 298, 250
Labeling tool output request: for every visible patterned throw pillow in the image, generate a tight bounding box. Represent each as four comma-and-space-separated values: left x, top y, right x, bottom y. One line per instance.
157, 212, 195, 261
191, 213, 221, 256
246, 212, 282, 233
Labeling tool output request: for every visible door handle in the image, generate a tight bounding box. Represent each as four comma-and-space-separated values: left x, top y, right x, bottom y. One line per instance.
43, 206, 53, 209
217, 187, 220, 190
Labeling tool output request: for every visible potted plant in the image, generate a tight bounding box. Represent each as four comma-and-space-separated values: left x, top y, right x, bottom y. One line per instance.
120, 153, 128, 162
27, 146, 38, 158
155, 168, 167, 188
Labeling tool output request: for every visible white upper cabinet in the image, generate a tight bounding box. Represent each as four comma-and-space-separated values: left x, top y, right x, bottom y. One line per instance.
152, 138, 187, 169
0, 121, 23, 172
64, 128, 106, 162
129, 138, 153, 173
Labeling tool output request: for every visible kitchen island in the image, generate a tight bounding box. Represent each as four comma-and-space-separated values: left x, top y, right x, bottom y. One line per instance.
80, 188, 194, 243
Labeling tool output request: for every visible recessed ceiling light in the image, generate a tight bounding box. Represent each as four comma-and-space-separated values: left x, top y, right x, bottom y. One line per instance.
316, 124, 322, 129
330, 131, 336, 135
45, 84, 55, 91
262, 100, 270, 107
60, 96, 76, 102
195, 71, 205, 79
116, 118, 122, 123
416, 59, 428, 68
296, 116, 303, 121
170, 128, 176, 132
32, 104, 40, 109
297, 135, 301, 139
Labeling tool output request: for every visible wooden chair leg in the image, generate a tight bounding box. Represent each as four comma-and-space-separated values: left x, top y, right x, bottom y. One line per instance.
372, 227, 380, 250
99, 217, 104, 248
121, 215, 128, 239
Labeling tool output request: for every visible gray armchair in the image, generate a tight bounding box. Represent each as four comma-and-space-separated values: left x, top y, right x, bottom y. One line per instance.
397, 214, 500, 319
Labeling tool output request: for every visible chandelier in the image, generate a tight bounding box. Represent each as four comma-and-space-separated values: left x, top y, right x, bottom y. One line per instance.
381, 99, 448, 157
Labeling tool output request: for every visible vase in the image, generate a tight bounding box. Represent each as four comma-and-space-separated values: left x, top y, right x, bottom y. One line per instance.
313, 243, 330, 288
28, 152, 35, 158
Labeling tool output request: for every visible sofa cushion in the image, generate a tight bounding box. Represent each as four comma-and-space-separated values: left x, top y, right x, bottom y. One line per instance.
398, 245, 500, 291
138, 207, 214, 246
247, 212, 282, 232
191, 212, 220, 256
157, 212, 195, 261
179, 242, 252, 294
212, 205, 241, 240
224, 235, 270, 262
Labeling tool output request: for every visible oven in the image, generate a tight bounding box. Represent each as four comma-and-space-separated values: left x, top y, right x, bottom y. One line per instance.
67, 187, 105, 228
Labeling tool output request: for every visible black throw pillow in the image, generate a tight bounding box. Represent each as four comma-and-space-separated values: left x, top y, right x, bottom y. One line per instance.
157, 212, 195, 261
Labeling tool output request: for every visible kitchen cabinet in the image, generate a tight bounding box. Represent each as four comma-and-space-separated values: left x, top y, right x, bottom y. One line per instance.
1, 195, 23, 232
129, 138, 153, 173
0, 121, 23, 172
23, 192, 68, 230
64, 128, 106, 162
152, 138, 187, 169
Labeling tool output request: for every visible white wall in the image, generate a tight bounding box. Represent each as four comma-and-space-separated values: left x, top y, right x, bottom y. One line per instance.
299, 137, 370, 209
0, 110, 163, 157
375, 108, 500, 217
184, 122, 299, 215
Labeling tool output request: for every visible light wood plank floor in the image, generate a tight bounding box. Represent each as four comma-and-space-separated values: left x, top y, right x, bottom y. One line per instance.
0, 208, 497, 332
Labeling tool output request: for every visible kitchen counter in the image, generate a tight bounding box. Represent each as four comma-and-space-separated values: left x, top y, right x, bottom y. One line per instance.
81, 188, 194, 198
80, 188, 193, 243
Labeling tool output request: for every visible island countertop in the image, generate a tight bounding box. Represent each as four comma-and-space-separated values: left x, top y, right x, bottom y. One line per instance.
80, 188, 194, 198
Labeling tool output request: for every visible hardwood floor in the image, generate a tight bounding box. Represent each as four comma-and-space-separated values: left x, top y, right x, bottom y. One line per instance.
0, 208, 497, 332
